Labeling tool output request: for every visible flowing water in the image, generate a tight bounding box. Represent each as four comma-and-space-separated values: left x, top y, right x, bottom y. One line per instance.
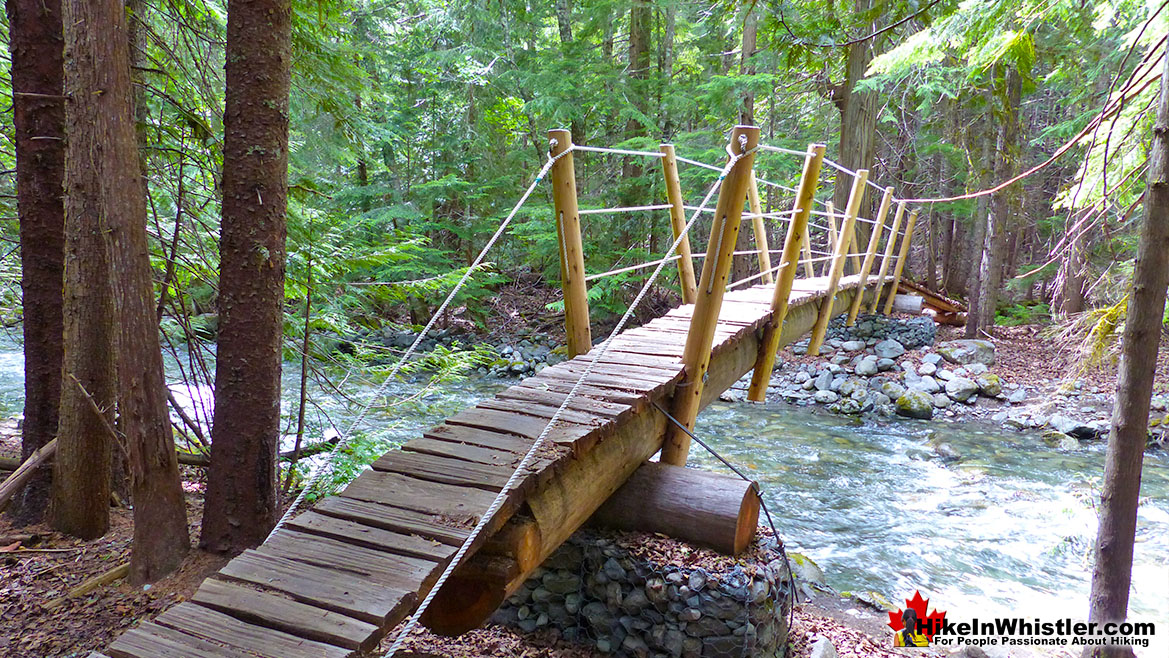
1, 333, 1166, 651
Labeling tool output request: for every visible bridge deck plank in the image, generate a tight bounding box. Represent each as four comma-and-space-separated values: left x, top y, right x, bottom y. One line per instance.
340, 469, 502, 521
312, 497, 471, 546
373, 450, 515, 491
191, 578, 381, 652
108, 621, 257, 658
286, 510, 459, 562
260, 528, 439, 592
218, 550, 414, 625
154, 602, 353, 658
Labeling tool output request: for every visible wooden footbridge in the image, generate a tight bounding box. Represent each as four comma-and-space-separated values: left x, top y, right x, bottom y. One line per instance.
93, 126, 921, 658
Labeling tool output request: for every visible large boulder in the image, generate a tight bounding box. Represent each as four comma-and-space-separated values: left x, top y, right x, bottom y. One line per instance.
896, 391, 935, 419
874, 339, 906, 359
976, 374, 1002, 397
945, 376, 980, 402
937, 339, 996, 366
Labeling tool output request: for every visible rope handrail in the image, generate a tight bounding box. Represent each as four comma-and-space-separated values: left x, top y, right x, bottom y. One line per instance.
578, 203, 674, 215
757, 144, 812, 158
382, 142, 758, 658
674, 155, 725, 173
266, 144, 576, 543
573, 144, 666, 158
585, 256, 681, 282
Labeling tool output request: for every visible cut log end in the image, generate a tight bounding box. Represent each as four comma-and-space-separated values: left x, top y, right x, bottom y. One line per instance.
590, 461, 760, 555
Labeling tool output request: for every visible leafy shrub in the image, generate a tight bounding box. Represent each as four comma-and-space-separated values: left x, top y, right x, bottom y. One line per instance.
995, 301, 1051, 326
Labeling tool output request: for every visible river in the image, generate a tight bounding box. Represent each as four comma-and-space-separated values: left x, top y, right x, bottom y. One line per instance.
1, 335, 1165, 653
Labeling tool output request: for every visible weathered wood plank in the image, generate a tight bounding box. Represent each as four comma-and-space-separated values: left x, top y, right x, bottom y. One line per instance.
108, 621, 255, 658
474, 397, 605, 427
192, 578, 380, 652
341, 469, 502, 522
219, 550, 413, 626
402, 437, 527, 467
493, 386, 632, 419
517, 374, 649, 406
287, 510, 456, 562
313, 497, 470, 546
155, 602, 353, 658
424, 424, 536, 454
372, 450, 512, 491
445, 407, 595, 444
260, 528, 437, 593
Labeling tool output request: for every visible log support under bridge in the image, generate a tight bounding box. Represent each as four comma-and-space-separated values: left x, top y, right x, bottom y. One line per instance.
423, 281, 878, 635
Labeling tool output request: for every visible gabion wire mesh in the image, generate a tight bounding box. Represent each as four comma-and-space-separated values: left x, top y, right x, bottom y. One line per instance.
492, 529, 794, 658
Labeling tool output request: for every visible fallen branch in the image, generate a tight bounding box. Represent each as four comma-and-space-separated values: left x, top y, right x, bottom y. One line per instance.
0, 439, 57, 513
43, 562, 129, 610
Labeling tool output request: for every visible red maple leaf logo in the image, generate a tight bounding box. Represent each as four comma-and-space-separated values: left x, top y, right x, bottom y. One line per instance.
887, 590, 947, 641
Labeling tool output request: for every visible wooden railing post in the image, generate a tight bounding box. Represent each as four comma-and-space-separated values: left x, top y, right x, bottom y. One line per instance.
661, 125, 760, 466
846, 215, 861, 275
800, 229, 815, 277
806, 170, 868, 356
867, 200, 906, 314
747, 172, 773, 285
549, 129, 591, 357
881, 208, 918, 315
822, 201, 837, 277
846, 186, 894, 326
659, 144, 698, 304
746, 144, 826, 402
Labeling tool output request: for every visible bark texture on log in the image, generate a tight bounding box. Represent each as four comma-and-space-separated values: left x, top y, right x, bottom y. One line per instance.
6, 0, 66, 524
591, 461, 760, 555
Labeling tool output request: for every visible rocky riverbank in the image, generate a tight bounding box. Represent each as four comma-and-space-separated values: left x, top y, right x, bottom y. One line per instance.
724, 314, 1168, 451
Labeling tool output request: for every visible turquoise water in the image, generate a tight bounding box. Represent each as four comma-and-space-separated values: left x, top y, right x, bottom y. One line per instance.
689, 401, 1169, 652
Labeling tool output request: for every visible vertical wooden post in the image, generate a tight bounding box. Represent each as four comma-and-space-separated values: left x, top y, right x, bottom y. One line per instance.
806, 170, 868, 356
881, 208, 918, 315
846, 186, 894, 326
661, 125, 760, 466
747, 171, 773, 284
660, 144, 698, 304
746, 144, 826, 402
822, 201, 837, 277
800, 229, 815, 277
549, 129, 591, 357
867, 201, 906, 314
846, 215, 861, 275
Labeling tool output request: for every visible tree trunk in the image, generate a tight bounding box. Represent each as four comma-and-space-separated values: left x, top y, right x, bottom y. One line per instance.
68, 0, 192, 582
731, 10, 758, 286
833, 0, 879, 219
972, 67, 1022, 334
5, 0, 65, 524
1086, 48, 1169, 658
52, 0, 128, 540
201, 0, 291, 553
964, 124, 993, 337
1059, 212, 1088, 315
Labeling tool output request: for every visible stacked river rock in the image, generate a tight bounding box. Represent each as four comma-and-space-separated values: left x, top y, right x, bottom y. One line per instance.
759, 315, 1021, 421
493, 530, 794, 657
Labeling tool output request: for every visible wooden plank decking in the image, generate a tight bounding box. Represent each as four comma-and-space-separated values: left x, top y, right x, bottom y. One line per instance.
99, 275, 885, 658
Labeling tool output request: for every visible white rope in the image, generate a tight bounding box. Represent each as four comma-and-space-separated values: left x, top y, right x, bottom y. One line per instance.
585, 255, 681, 282
674, 155, 725, 173
757, 144, 811, 158
578, 203, 674, 215
682, 204, 717, 213
382, 144, 749, 658
266, 146, 574, 542
573, 144, 666, 158
754, 176, 798, 194
821, 157, 863, 178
